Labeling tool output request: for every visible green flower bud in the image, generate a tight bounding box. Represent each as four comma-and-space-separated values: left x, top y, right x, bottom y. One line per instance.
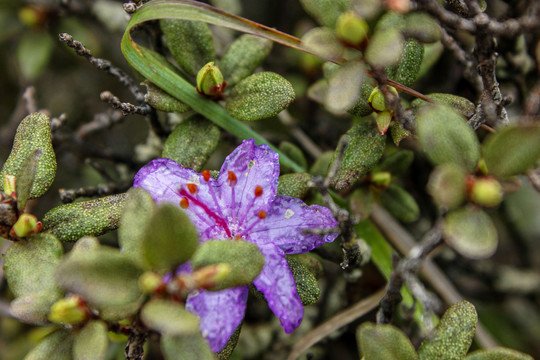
192, 263, 232, 290
3, 174, 17, 200
48, 296, 88, 325
196, 61, 227, 98
138, 271, 164, 294
10, 213, 41, 238
336, 11, 369, 47
470, 177, 503, 208
376, 111, 392, 135
368, 86, 398, 112
371, 171, 392, 188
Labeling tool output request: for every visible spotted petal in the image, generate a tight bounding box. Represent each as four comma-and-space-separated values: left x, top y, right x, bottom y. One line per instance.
252, 243, 303, 333
186, 286, 248, 352
133, 158, 227, 240
249, 195, 338, 254
217, 139, 279, 229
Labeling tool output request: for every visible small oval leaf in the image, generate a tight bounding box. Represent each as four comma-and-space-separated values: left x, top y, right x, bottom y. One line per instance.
286, 255, 321, 305
161, 333, 215, 360
191, 240, 264, 290
427, 164, 467, 210
380, 184, 420, 223
42, 193, 127, 242
162, 116, 221, 172
0, 112, 56, 199
10, 291, 60, 325
483, 125, 540, 179
225, 72, 295, 121
142, 203, 199, 271
299, 0, 352, 27
73, 320, 109, 360
277, 173, 312, 199
443, 207, 498, 259
418, 300, 477, 360
141, 299, 200, 336
144, 81, 191, 113
325, 61, 365, 114
465, 347, 534, 360
416, 104, 480, 172
357, 323, 418, 360
25, 329, 74, 360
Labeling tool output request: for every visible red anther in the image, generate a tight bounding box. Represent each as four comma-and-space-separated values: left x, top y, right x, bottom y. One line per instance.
227, 171, 237, 186
235, 235, 242, 240
257, 210, 267, 219
180, 197, 189, 209
202, 170, 211, 182
254, 185, 263, 197
187, 183, 198, 194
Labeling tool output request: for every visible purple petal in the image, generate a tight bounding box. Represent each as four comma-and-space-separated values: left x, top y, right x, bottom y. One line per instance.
217, 139, 279, 230
252, 243, 303, 333
133, 158, 229, 240
248, 195, 338, 254
186, 286, 248, 352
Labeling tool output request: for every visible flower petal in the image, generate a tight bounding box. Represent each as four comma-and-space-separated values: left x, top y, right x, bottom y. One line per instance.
133, 158, 228, 240
252, 243, 303, 333
249, 195, 338, 254
217, 139, 279, 229
186, 286, 248, 352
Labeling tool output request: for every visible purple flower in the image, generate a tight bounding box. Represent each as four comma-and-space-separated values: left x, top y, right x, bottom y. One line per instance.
134, 139, 338, 352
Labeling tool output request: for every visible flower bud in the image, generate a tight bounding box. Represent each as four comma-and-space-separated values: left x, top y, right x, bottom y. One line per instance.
196, 62, 226, 98
139, 271, 164, 294
48, 295, 88, 325
336, 11, 369, 47
10, 214, 42, 238
368, 86, 398, 112
192, 263, 232, 290
3, 174, 17, 200
470, 177, 503, 208
371, 171, 392, 188
376, 111, 392, 135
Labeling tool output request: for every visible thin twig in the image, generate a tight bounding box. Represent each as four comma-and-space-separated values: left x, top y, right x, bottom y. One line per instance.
287, 287, 386, 360
100, 91, 151, 116
59, 181, 132, 204
22, 86, 37, 114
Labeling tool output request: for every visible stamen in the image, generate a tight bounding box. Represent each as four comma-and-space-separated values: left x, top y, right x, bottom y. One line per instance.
258, 210, 267, 219
180, 197, 189, 209
187, 183, 198, 194
239, 210, 267, 237
227, 171, 237, 187
201, 170, 211, 182
179, 188, 232, 237
254, 185, 263, 197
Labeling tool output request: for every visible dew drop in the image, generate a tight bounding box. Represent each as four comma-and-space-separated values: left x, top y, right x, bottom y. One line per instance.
284, 208, 294, 219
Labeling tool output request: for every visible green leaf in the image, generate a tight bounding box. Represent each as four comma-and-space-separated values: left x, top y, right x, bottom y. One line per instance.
427, 164, 467, 210
42, 193, 127, 242
142, 203, 199, 271
219, 34, 273, 87
482, 125, 540, 179
418, 300, 478, 360
346, 82, 375, 118
302, 27, 344, 61
287, 255, 321, 305
225, 72, 295, 121
160, 19, 215, 76
118, 188, 156, 267
16, 32, 54, 80
161, 334, 214, 360
141, 299, 200, 336
380, 184, 420, 223
365, 28, 405, 67
299, 0, 352, 27
144, 81, 191, 113
390, 120, 412, 146
15, 150, 40, 211
443, 207, 498, 259
332, 121, 386, 190
309, 151, 334, 177
392, 39, 424, 87
191, 240, 264, 290
377, 149, 414, 176
412, 93, 475, 119
357, 323, 418, 360
162, 116, 221, 171
277, 173, 312, 198
0, 113, 56, 199
3, 233, 63, 298
216, 325, 241, 360
403, 12, 441, 43
121, 4, 305, 172
24, 329, 74, 360
10, 291, 60, 325
465, 348, 534, 360
325, 61, 365, 114
73, 320, 109, 360
416, 104, 480, 172
349, 188, 374, 222
55, 244, 143, 318
278, 141, 308, 174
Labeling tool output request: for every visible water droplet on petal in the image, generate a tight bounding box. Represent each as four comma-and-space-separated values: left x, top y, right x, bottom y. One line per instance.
248, 159, 256, 169
284, 209, 294, 219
